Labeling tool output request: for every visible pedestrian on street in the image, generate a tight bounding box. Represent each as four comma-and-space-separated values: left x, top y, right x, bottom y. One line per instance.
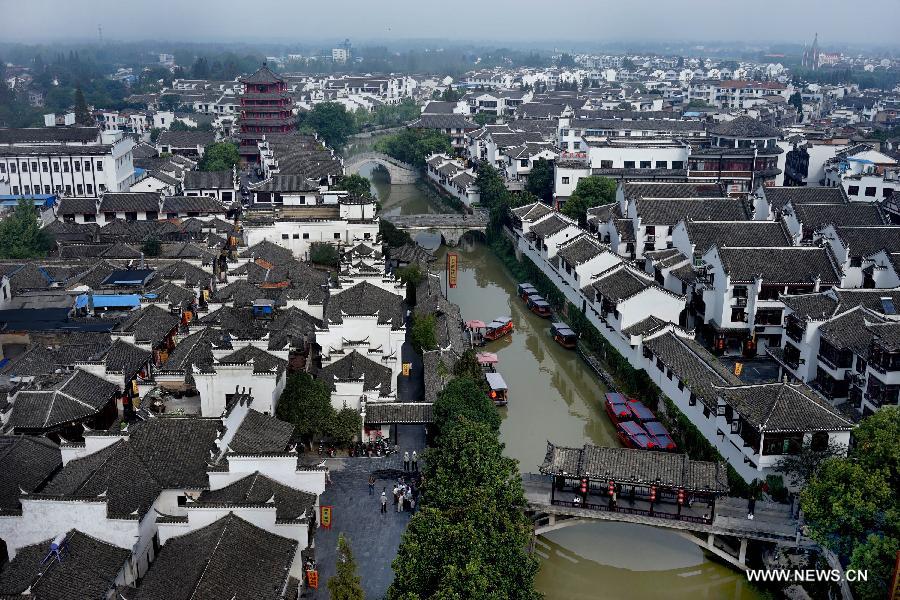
368, 475, 375, 495
381, 489, 387, 514
747, 496, 756, 520
394, 442, 400, 456
411, 450, 418, 471
397, 490, 404, 512
403, 451, 410, 471
392, 484, 399, 505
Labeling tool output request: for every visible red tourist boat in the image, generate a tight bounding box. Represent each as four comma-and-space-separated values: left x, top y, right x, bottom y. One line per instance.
483, 316, 513, 342
616, 421, 656, 450
517, 282, 537, 301
551, 322, 577, 349
644, 420, 677, 451
604, 393, 632, 424
627, 400, 655, 423
526, 294, 553, 318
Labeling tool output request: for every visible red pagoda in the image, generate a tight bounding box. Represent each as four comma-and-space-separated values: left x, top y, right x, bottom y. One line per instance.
238, 63, 295, 164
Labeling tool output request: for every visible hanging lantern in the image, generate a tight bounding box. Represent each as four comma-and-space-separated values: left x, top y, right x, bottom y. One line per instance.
580, 478, 588, 495
649, 485, 657, 502
608, 480, 615, 495
677, 488, 685, 505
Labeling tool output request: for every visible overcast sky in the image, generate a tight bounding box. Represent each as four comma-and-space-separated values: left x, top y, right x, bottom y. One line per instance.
2, 0, 898, 47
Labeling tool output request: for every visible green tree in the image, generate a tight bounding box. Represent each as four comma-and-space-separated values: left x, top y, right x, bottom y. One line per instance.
774, 437, 848, 487
432, 376, 499, 436
158, 94, 181, 112
298, 102, 357, 149
327, 408, 362, 447
473, 111, 496, 126
441, 87, 461, 102
333, 174, 372, 198
275, 372, 334, 445
309, 242, 340, 268
141, 236, 161, 258
379, 220, 412, 248
191, 56, 210, 79
396, 263, 424, 306
561, 175, 617, 226
451, 349, 488, 393
849, 533, 900, 600
198, 142, 239, 172
73, 86, 92, 126
149, 128, 162, 144
0, 199, 53, 259
525, 157, 554, 203
410, 313, 437, 355
328, 534, 364, 600
375, 128, 452, 168
851, 405, 900, 488
686, 99, 712, 108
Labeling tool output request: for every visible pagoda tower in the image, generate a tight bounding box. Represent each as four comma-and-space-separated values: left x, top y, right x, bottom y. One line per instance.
238, 63, 294, 164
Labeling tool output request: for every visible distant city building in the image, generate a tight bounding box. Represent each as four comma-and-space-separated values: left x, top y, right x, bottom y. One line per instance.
802, 33, 821, 70
159, 53, 175, 67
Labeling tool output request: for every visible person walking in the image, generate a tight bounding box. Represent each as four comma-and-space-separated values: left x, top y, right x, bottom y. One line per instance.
368, 474, 376, 496
397, 488, 404, 512
380, 489, 387, 514
411, 450, 418, 472
747, 495, 756, 520
403, 451, 410, 472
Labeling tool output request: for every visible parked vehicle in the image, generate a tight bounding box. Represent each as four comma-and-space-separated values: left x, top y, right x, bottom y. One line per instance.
616, 421, 656, 450
604, 393, 632, 424
551, 322, 578, 349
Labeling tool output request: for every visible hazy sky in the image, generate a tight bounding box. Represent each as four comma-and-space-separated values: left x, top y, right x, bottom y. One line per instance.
2, 0, 898, 46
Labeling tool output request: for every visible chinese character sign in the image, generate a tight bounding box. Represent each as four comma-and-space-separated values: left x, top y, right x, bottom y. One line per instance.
320, 505, 333, 529
447, 253, 458, 289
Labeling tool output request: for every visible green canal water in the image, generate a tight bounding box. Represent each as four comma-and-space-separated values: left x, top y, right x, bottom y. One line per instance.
357, 164, 763, 600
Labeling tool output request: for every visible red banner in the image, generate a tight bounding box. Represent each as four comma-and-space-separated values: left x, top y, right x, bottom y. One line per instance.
320, 505, 333, 529
447, 253, 458, 289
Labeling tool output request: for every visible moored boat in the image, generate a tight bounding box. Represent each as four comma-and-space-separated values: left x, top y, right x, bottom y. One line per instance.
550, 322, 577, 349
526, 294, 553, 318
517, 282, 537, 301
644, 420, 677, 451
604, 393, 632, 424
627, 400, 655, 423
485, 372, 508, 406
616, 420, 656, 450
483, 316, 513, 342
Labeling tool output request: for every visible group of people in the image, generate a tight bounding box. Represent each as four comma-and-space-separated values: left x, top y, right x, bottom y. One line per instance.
379, 479, 420, 514
403, 450, 418, 472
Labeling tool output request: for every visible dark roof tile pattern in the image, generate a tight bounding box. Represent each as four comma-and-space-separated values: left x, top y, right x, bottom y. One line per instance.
717, 383, 853, 432
227, 410, 295, 455
717, 247, 841, 284
196, 472, 314, 521
316, 350, 393, 396
0, 435, 61, 512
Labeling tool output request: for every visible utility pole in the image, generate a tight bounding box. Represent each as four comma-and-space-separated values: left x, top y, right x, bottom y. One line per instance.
97, 24, 103, 44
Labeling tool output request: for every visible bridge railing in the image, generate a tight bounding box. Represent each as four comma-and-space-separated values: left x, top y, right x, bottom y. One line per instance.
550, 498, 712, 525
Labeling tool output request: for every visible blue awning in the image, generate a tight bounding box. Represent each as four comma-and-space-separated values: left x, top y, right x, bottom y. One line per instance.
0, 194, 58, 208
75, 294, 142, 309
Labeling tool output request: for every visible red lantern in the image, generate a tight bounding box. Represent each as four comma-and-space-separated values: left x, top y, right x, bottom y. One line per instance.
649, 485, 657, 502
580, 478, 588, 495
608, 480, 615, 495
677, 488, 685, 505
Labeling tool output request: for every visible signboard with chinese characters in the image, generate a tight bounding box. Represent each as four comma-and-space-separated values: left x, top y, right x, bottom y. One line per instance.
320, 505, 333, 529
447, 253, 458, 289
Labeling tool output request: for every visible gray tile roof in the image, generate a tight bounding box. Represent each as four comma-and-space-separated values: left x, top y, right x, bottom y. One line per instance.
409, 114, 478, 130
196, 472, 314, 521
116, 304, 180, 346
717, 247, 841, 284
636, 198, 751, 225
57, 197, 99, 215
684, 220, 791, 254
157, 129, 216, 148
98, 192, 162, 213
104, 338, 152, 379
126, 415, 222, 489
0, 126, 99, 144
710, 115, 781, 138
790, 203, 887, 230
530, 214, 574, 238
218, 345, 287, 375
0, 435, 61, 512
511, 201, 553, 223
624, 182, 726, 200
132, 513, 296, 600
0, 530, 129, 599
326, 281, 405, 329
365, 402, 433, 424
591, 266, 654, 303
763, 186, 847, 211
540, 443, 729, 493
183, 170, 235, 190
716, 383, 853, 433
833, 226, 900, 258
162, 195, 228, 214
227, 410, 295, 455
556, 234, 606, 266
317, 350, 393, 396
6, 370, 119, 432
819, 307, 885, 355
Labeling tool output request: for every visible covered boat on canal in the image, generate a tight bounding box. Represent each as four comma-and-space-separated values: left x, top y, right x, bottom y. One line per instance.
483, 316, 513, 342
517, 282, 538, 301
550, 322, 577, 349
604, 393, 632, 424
616, 420, 656, 449
485, 372, 508, 406
526, 294, 553, 318
645, 420, 677, 451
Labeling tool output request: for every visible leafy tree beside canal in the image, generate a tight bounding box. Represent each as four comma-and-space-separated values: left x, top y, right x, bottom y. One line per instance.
374, 128, 452, 168
333, 174, 373, 198
525, 157, 554, 203
560, 175, 617, 227
297, 102, 357, 149
409, 313, 438, 354
389, 376, 539, 600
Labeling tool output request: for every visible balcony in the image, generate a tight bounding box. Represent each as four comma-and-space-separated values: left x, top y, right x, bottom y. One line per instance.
733, 297, 747, 308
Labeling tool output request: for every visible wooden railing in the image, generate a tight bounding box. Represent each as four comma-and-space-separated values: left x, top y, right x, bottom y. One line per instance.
550, 498, 712, 525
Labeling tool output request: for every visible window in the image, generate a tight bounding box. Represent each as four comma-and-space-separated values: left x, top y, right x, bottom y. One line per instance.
53, 162, 59, 172
96, 161, 103, 171
146, 210, 157, 220
671, 160, 684, 170
44, 185, 51, 194
86, 184, 93, 195
865, 186, 877, 197
20, 162, 27, 173
302, 233, 310, 239
84, 214, 96, 223
848, 185, 859, 196
41, 162, 48, 172
600, 160, 613, 169
31, 161, 38, 172
730, 308, 747, 322
84, 160, 91, 171
63, 162, 70, 173
76, 184, 83, 195
125, 211, 137, 221
334, 232, 341, 239
74, 161, 80, 172
23, 186, 30, 195
520, 159, 528, 167
0, 163, 4, 173
166, 212, 177, 219
562, 177, 570, 184
104, 212, 115, 221
639, 161, 651, 169
623, 161, 635, 169
177, 495, 187, 507
99, 184, 106, 192
281, 234, 289, 240
9, 163, 16, 173
292, 233, 300, 239
11, 186, 18, 195
364, 232, 371, 239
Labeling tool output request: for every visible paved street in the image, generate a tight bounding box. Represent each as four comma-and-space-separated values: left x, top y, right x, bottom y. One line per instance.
311, 425, 426, 599
396, 340, 424, 402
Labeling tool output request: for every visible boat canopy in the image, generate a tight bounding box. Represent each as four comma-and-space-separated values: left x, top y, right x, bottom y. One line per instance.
476, 352, 499, 365
485, 372, 507, 391
551, 322, 576, 337
466, 319, 487, 329
487, 316, 512, 329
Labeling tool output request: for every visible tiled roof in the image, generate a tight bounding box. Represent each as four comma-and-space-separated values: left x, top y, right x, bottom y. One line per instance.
104, 338, 151, 378
162, 195, 227, 214
530, 214, 575, 238
183, 170, 235, 190
834, 226, 900, 258
0, 530, 129, 599
717, 247, 841, 284
790, 202, 886, 230
541, 443, 729, 493
819, 307, 885, 354
318, 350, 393, 395
636, 198, 750, 225
624, 182, 726, 200
684, 220, 791, 254
710, 115, 781, 138
0, 126, 99, 144
196, 472, 315, 521
126, 415, 222, 489
131, 513, 296, 600
591, 265, 654, 303
763, 186, 847, 211
240, 64, 284, 84
57, 197, 99, 215
228, 410, 295, 454
0, 435, 61, 512
717, 383, 853, 433
98, 192, 161, 213
556, 234, 606, 266
239, 239, 296, 264
326, 281, 405, 329
249, 174, 320, 192
116, 304, 179, 346
511, 201, 553, 223
218, 345, 287, 375
409, 114, 478, 130
2, 332, 110, 377
6, 370, 119, 431
157, 129, 216, 148
365, 402, 434, 424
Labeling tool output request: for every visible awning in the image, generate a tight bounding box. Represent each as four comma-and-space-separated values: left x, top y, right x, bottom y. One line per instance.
476, 352, 498, 365
75, 294, 141, 309
466, 319, 487, 329
485, 372, 507, 390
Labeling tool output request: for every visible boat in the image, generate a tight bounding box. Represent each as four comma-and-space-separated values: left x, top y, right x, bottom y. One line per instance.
604, 393, 632, 424
476, 352, 499, 371
517, 283, 537, 301
483, 316, 513, 342
485, 372, 508, 406
616, 421, 656, 450
551, 322, 578, 349
627, 400, 655, 423
644, 420, 677, 451
526, 294, 553, 318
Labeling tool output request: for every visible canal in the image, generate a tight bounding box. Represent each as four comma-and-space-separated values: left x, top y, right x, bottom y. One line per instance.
353, 157, 763, 599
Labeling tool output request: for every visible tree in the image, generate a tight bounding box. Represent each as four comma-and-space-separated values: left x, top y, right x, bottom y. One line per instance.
410, 313, 437, 355
451, 349, 488, 393
0, 199, 53, 259
525, 157, 554, 203
433, 376, 499, 436
198, 142, 239, 172
850, 406, 900, 488
441, 87, 461, 102
328, 534, 364, 600
141, 236, 161, 258
149, 128, 162, 144
191, 57, 210, 79
379, 220, 412, 248
333, 174, 372, 198
561, 175, 617, 226
374, 128, 452, 168
73, 86, 92, 125
396, 264, 424, 306
275, 372, 334, 445
557, 53, 576, 68
309, 242, 340, 268
158, 94, 181, 112
774, 437, 848, 487
473, 111, 496, 126
298, 102, 357, 149
327, 408, 362, 447
849, 533, 900, 600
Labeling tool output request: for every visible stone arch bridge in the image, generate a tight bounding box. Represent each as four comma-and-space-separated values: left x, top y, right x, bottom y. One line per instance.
344, 152, 419, 184
382, 210, 489, 246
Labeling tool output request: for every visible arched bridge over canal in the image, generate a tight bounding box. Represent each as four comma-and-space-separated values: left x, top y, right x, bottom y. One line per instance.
344, 152, 419, 184
382, 210, 489, 246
